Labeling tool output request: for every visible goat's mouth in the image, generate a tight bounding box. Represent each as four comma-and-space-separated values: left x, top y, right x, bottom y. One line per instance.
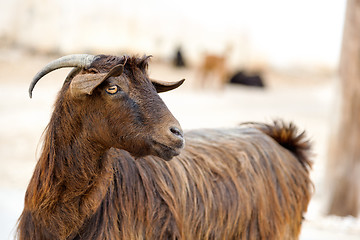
151, 140, 184, 161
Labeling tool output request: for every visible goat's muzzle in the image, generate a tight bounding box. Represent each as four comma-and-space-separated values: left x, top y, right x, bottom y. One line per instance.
151, 125, 185, 161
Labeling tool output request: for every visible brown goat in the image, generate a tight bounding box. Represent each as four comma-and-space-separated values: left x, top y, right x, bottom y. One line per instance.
197, 54, 228, 89
17, 54, 312, 240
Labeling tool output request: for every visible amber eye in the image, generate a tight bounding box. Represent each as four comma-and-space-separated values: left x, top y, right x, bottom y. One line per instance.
106, 85, 119, 95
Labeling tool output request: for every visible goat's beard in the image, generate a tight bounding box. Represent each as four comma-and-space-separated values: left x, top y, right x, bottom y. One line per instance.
149, 139, 182, 161
115, 135, 183, 161
125, 143, 179, 161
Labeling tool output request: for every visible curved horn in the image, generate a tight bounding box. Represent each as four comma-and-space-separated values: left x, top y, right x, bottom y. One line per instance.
151, 78, 185, 93
29, 54, 98, 98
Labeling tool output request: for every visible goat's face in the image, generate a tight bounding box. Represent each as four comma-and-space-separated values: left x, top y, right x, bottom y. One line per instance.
32, 55, 185, 161
76, 56, 185, 160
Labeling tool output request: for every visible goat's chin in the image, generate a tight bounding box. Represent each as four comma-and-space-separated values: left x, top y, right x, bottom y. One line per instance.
150, 140, 183, 161
131, 149, 179, 161
123, 141, 182, 161
156, 150, 180, 161
119, 136, 184, 161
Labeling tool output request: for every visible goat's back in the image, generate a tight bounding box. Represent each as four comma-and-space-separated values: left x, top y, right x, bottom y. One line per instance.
79, 123, 312, 240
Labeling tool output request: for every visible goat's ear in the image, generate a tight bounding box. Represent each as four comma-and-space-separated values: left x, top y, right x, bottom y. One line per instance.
70, 73, 107, 98
151, 79, 185, 93
70, 64, 124, 98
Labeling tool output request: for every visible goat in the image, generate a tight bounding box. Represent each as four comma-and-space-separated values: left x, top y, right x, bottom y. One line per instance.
197, 54, 228, 89
229, 71, 265, 88
17, 54, 312, 240
173, 46, 186, 68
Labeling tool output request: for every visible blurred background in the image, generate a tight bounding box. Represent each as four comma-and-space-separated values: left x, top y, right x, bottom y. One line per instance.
1, 0, 359, 239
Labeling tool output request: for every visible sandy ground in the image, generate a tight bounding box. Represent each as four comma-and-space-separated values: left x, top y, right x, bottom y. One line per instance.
0, 48, 359, 239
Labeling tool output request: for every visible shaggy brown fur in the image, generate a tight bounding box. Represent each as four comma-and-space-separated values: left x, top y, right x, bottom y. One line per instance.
17, 54, 312, 240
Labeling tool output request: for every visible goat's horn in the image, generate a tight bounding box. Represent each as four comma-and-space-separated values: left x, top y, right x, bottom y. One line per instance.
29, 54, 98, 98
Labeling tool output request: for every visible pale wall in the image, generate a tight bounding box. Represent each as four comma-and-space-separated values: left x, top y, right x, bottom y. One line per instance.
0, 0, 346, 70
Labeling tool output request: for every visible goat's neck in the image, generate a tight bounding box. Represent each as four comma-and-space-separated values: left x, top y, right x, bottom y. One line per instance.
25, 103, 114, 238
35, 120, 111, 193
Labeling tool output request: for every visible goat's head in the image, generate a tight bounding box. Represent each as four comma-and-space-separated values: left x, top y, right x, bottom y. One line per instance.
29, 54, 185, 161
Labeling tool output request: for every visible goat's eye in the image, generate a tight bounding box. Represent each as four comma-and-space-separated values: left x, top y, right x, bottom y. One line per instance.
106, 86, 120, 95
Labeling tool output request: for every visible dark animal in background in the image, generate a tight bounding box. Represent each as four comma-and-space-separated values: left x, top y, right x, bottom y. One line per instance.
173, 46, 186, 67
229, 71, 265, 88
17, 54, 312, 240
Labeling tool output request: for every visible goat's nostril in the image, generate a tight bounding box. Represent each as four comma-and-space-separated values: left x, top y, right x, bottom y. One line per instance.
170, 127, 183, 138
